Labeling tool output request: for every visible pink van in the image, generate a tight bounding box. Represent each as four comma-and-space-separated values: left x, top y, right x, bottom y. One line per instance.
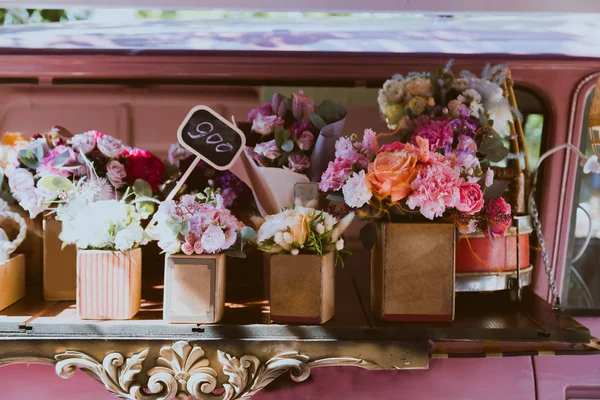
0, 11, 599, 400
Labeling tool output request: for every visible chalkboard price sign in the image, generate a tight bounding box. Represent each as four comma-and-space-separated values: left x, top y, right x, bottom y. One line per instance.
177, 106, 246, 171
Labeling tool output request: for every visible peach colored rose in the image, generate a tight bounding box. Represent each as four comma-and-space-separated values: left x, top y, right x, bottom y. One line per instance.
367, 149, 419, 202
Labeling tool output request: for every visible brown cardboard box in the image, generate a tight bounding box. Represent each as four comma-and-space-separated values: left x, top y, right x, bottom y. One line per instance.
0, 254, 25, 311
163, 254, 226, 324
43, 218, 77, 300
270, 252, 334, 324
371, 223, 455, 322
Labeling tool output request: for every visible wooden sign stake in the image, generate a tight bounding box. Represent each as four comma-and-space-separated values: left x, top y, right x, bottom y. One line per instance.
147, 106, 246, 231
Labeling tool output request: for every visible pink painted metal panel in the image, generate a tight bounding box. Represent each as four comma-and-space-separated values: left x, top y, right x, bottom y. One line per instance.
535, 318, 600, 400
0, 357, 536, 400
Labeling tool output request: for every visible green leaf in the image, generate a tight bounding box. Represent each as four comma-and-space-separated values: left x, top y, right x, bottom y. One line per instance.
274, 126, 286, 148
241, 226, 257, 242
359, 223, 377, 250
180, 220, 191, 235
277, 153, 290, 168
309, 113, 327, 131
479, 132, 510, 162
35, 143, 44, 162
38, 175, 73, 192
53, 150, 71, 167
316, 99, 341, 124
138, 202, 155, 217
132, 179, 153, 198
281, 139, 294, 152
326, 192, 345, 202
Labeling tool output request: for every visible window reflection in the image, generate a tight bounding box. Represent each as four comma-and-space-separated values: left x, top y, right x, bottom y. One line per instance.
565, 92, 600, 309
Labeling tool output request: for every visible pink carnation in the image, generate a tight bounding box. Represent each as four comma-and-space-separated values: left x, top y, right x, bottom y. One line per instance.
319, 158, 353, 192
406, 162, 461, 220
247, 103, 273, 121
411, 119, 454, 151
361, 128, 379, 156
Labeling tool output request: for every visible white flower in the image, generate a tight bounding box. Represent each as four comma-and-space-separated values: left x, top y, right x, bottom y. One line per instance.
254, 140, 281, 160
114, 224, 144, 251
17, 187, 49, 218
458, 89, 484, 119
97, 135, 124, 158
106, 160, 127, 189
291, 248, 299, 255
342, 171, 373, 209
583, 155, 600, 174
335, 238, 344, 251
485, 169, 495, 187
315, 223, 325, 234
283, 232, 294, 244
71, 132, 96, 154
8, 168, 35, 194
201, 224, 227, 253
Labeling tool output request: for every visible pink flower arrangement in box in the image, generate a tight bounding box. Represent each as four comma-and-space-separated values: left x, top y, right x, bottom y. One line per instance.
154, 188, 255, 256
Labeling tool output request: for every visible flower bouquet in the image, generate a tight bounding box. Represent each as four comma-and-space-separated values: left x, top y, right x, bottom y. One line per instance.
42, 165, 155, 320
231, 91, 346, 216
317, 63, 517, 322
154, 188, 255, 323
0, 132, 43, 287
256, 206, 353, 324
7, 128, 165, 301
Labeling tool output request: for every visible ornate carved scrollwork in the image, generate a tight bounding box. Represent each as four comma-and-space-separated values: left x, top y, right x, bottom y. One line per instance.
49, 340, 385, 400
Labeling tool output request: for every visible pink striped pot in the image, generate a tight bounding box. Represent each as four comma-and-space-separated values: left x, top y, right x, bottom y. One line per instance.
76, 248, 142, 320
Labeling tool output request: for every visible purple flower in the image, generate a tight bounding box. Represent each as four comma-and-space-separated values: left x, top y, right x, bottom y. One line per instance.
449, 117, 479, 137
247, 103, 273, 121
254, 140, 281, 160
411, 119, 454, 152
296, 131, 315, 151
456, 135, 477, 156
288, 152, 310, 172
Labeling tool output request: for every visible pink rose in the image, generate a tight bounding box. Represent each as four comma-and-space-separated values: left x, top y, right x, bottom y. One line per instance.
292, 90, 315, 121
296, 131, 315, 151
8, 168, 35, 193
455, 183, 484, 215
483, 197, 512, 238
254, 140, 281, 160
193, 241, 204, 254
37, 145, 77, 178
181, 242, 194, 255
288, 152, 310, 172
319, 158, 353, 192
106, 160, 127, 189
97, 134, 125, 158
201, 224, 227, 253
168, 143, 191, 166
17, 187, 49, 218
71, 131, 97, 154
251, 114, 284, 135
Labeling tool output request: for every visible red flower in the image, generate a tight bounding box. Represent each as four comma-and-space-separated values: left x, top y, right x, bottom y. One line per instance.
479, 197, 512, 239
121, 147, 165, 191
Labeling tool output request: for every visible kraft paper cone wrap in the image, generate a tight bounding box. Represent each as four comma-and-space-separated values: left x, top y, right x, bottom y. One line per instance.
306, 108, 347, 182
229, 149, 309, 216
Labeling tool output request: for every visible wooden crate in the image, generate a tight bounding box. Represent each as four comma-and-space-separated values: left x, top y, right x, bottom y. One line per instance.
0, 254, 25, 311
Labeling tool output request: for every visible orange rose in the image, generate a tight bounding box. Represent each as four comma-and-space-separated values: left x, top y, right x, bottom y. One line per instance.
367, 150, 419, 202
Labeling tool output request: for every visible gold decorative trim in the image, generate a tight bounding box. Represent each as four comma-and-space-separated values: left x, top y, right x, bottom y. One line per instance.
0, 341, 395, 399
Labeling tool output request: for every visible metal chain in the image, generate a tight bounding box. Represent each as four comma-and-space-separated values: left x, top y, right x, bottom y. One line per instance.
529, 188, 561, 309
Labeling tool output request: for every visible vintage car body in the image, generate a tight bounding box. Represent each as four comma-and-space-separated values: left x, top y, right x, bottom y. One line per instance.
0, 15, 599, 399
